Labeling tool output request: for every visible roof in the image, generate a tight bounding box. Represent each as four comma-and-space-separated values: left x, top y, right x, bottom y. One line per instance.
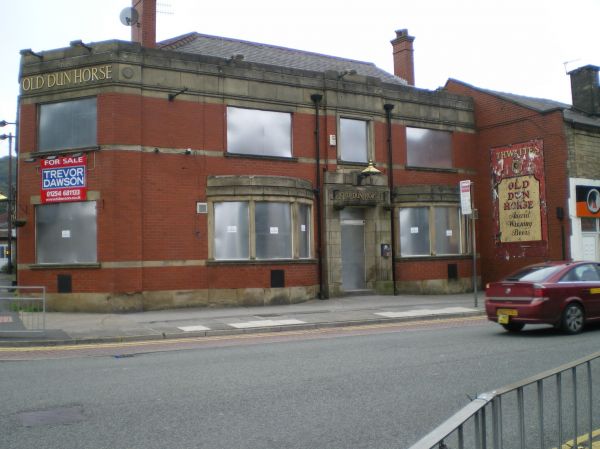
447, 78, 600, 130
159, 32, 406, 85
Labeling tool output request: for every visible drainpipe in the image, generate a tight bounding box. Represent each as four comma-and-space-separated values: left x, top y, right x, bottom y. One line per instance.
311, 93, 326, 299
384, 103, 397, 295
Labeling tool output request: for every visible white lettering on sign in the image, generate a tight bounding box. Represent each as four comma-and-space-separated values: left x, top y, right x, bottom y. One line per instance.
42, 167, 85, 188
62, 230, 71, 239
227, 226, 237, 233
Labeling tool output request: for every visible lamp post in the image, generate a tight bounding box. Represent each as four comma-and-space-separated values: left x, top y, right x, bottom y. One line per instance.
0, 120, 16, 275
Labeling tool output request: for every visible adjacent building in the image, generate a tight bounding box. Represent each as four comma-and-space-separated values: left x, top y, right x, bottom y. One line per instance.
446, 65, 600, 284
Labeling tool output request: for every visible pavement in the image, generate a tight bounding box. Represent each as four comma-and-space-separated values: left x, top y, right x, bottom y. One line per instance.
0, 273, 486, 347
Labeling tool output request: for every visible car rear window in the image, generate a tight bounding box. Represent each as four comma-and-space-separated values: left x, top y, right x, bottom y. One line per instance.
505, 266, 563, 282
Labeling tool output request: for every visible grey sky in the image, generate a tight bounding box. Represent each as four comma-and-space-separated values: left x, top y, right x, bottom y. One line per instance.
0, 0, 597, 156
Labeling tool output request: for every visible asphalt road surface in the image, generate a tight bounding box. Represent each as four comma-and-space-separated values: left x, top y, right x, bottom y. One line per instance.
2, 317, 599, 449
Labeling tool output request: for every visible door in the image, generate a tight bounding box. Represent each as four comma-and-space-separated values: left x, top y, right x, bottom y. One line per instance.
341, 208, 366, 290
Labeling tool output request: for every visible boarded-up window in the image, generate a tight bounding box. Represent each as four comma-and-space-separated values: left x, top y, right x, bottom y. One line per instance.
39, 98, 97, 152
214, 202, 249, 260
406, 127, 452, 169
227, 107, 292, 157
340, 118, 368, 163
36, 202, 97, 264
255, 202, 292, 259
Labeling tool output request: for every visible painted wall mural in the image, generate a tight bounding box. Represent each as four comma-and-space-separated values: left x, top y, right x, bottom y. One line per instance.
491, 140, 547, 259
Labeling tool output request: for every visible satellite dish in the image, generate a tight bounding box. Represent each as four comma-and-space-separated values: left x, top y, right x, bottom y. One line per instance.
120, 7, 139, 26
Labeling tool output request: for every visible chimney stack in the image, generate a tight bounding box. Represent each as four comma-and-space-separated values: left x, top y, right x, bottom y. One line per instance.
569, 65, 600, 116
132, 0, 157, 48
391, 29, 415, 86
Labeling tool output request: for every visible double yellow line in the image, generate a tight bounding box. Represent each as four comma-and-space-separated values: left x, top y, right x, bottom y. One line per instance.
555, 429, 600, 449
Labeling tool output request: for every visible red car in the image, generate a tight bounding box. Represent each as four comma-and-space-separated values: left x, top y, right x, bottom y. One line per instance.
485, 261, 600, 334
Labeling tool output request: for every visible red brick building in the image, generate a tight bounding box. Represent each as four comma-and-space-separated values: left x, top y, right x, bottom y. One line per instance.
19, 1, 599, 312
15, 0, 481, 311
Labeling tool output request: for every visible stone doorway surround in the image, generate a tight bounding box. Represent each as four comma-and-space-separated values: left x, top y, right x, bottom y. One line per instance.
322, 171, 393, 297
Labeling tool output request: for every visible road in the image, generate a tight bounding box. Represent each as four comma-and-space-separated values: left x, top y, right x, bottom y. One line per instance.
1, 317, 599, 449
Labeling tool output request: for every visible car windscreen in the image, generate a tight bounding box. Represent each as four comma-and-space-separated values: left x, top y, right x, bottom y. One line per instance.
504, 265, 563, 282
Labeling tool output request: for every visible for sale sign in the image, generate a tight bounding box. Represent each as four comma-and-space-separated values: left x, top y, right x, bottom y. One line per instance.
40, 155, 87, 203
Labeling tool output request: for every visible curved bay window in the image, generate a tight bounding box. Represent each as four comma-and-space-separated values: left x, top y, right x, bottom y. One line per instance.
399, 205, 469, 257
212, 201, 311, 261
208, 176, 313, 262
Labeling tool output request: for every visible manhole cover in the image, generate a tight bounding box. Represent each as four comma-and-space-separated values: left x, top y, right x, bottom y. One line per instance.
18, 405, 86, 427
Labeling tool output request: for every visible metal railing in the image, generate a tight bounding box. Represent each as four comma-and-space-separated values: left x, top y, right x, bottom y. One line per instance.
408, 351, 600, 449
0, 286, 46, 334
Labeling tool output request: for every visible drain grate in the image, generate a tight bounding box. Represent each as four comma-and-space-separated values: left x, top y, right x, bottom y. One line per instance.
18, 405, 86, 427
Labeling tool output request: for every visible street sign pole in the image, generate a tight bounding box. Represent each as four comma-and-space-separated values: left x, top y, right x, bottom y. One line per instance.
460, 180, 477, 308
471, 197, 477, 308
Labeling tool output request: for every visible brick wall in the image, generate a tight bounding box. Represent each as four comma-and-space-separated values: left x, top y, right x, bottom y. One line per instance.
446, 80, 570, 283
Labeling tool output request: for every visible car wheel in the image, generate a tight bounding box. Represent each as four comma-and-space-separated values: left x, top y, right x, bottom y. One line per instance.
561, 303, 585, 334
501, 322, 525, 332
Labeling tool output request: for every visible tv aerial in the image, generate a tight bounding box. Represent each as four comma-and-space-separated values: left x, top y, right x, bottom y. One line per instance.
119, 6, 139, 26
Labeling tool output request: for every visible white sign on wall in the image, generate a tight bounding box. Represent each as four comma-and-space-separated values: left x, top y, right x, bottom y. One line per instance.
460, 180, 472, 215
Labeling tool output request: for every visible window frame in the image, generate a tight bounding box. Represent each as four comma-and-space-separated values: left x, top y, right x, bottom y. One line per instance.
226, 106, 293, 158
398, 204, 470, 258
338, 117, 370, 164
35, 201, 98, 265
38, 97, 97, 153
211, 200, 312, 261
406, 127, 453, 169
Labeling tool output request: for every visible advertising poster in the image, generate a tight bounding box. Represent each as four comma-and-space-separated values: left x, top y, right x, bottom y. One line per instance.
491, 140, 547, 257
575, 185, 600, 218
40, 155, 87, 203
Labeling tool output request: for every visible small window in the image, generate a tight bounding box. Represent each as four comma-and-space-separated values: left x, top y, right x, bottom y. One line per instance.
214, 202, 249, 260
39, 98, 97, 152
406, 127, 452, 169
255, 202, 292, 259
339, 118, 368, 163
581, 218, 598, 232
36, 201, 97, 264
227, 107, 292, 157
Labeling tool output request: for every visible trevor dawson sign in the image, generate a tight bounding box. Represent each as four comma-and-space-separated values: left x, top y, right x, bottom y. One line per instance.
40, 155, 87, 203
